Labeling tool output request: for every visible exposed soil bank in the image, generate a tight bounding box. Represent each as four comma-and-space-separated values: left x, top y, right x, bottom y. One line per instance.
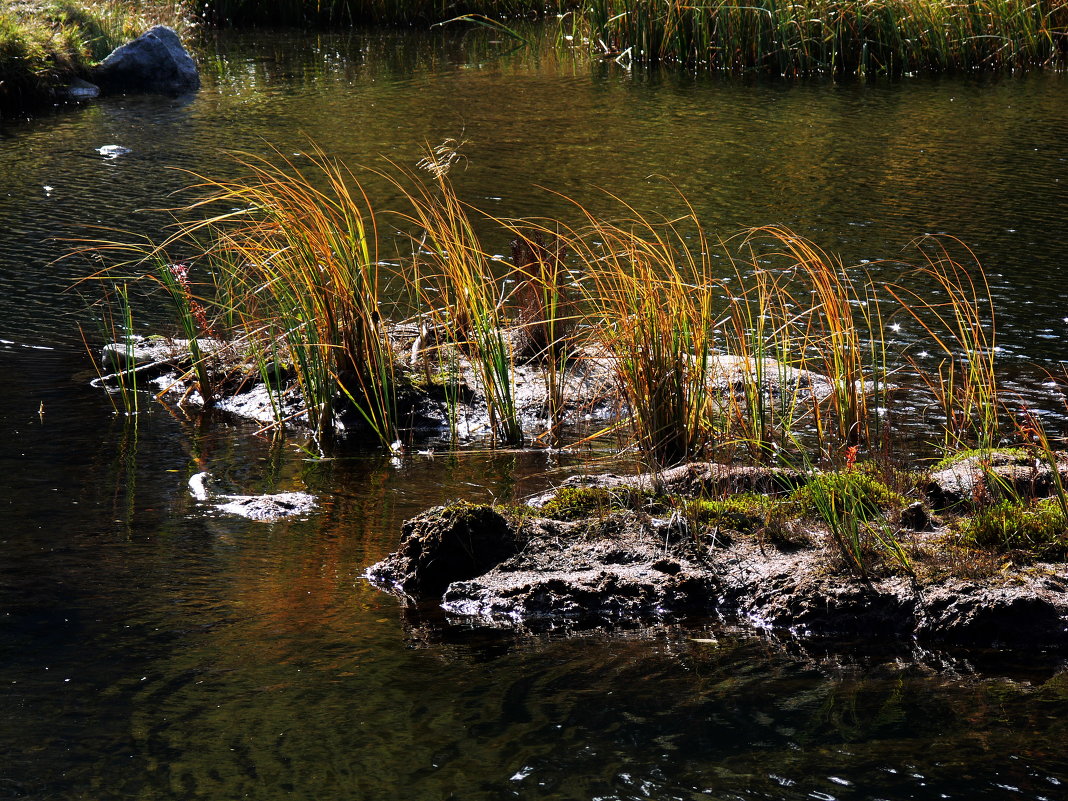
368, 465, 1068, 649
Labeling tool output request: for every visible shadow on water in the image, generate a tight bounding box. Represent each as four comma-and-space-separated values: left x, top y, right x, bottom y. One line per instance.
1, 26, 1068, 801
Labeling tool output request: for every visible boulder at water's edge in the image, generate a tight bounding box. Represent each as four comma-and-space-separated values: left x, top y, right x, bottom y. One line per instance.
92, 26, 200, 95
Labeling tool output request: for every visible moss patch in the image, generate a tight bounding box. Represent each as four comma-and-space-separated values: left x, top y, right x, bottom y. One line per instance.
955, 498, 1068, 562
789, 471, 905, 521
931, 447, 1030, 472
686, 493, 808, 549
688, 493, 775, 532
538, 485, 665, 521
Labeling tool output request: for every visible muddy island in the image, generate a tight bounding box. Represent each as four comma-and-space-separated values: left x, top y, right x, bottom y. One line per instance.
80, 149, 1068, 648
368, 459, 1068, 648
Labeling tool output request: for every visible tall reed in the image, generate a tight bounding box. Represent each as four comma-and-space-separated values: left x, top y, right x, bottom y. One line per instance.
151, 259, 216, 405
198, 0, 563, 26
89, 281, 140, 415
560, 191, 719, 466
743, 227, 880, 455
74, 141, 1015, 472
886, 237, 1001, 452
712, 247, 801, 461
392, 150, 524, 447
704, 226, 892, 466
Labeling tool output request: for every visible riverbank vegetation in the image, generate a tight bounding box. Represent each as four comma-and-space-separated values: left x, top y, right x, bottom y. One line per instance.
76, 143, 1068, 574
2, 0, 1064, 105
189, 0, 1068, 75
79, 144, 1007, 459
181, 0, 1068, 75
0, 0, 190, 104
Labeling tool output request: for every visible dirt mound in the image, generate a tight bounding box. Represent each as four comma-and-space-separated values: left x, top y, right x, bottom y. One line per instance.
367, 503, 524, 597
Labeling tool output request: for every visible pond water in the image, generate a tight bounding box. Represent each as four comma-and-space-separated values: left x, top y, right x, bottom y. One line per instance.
1, 28, 1067, 801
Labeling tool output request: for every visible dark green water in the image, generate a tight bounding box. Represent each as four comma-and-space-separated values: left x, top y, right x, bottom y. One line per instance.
1, 29, 1067, 800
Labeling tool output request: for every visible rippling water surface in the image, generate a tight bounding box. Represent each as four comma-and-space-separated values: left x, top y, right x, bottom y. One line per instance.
1, 29, 1067, 801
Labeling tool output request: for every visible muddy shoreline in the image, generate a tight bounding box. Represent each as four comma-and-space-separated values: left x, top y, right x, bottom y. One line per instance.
98, 339, 1068, 647
367, 464, 1068, 649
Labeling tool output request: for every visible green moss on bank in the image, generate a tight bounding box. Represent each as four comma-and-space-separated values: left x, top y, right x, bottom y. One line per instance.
955, 498, 1068, 561
931, 447, 1030, 472
0, 1, 191, 105
789, 472, 905, 521
538, 485, 664, 521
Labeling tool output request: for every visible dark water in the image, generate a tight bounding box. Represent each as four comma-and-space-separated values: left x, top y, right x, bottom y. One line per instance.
1, 29, 1067, 800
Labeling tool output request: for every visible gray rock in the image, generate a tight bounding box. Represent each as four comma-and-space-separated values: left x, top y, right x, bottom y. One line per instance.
213, 492, 317, 522
366, 504, 524, 598
98, 335, 225, 377
926, 451, 1068, 509
97, 144, 132, 158
368, 491, 1068, 646
66, 78, 100, 99
916, 581, 1068, 646
92, 26, 200, 95
188, 472, 317, 522
525, 462, 808, 508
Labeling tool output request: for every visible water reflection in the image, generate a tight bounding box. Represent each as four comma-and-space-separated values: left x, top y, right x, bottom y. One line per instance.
2, 404, 1067, 799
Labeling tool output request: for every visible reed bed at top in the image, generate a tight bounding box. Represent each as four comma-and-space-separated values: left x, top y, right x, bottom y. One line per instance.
584, 0, 1067, 75
188, 0, 1068, 77
197, 0, 566, 26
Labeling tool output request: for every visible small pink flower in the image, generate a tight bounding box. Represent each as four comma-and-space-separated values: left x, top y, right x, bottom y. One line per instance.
169, 262, 190, 287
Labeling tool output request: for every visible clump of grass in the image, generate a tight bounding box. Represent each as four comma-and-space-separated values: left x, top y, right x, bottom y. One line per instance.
396, 145, 523, 447
583, 0, 1068, 76
183, 146, 400, 443
78, 146, 402, 444
790, 470, 905, 521
72, 140, 1019, 481
538, 485, 662, 521
562, 191, 720, 467
790, 464, 911, 575
955, 498, 1068, 561
719, 226, 889, 462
